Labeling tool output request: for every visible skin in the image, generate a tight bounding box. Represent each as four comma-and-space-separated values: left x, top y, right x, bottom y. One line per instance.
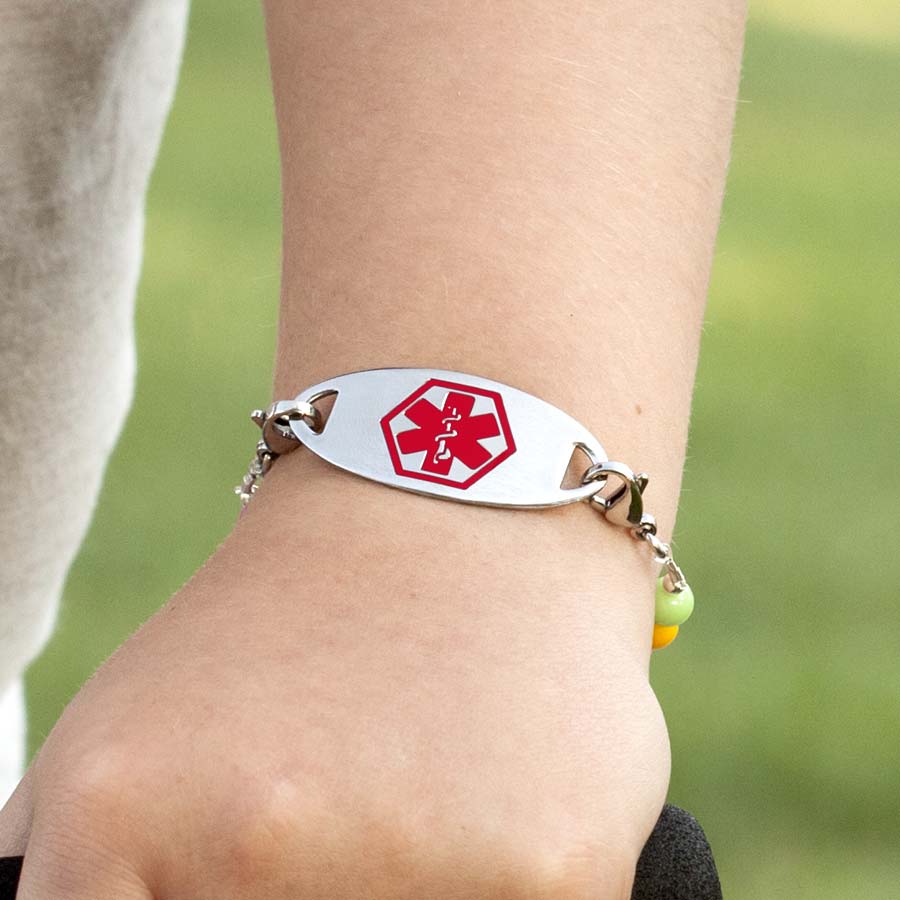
0, 2, 746, 897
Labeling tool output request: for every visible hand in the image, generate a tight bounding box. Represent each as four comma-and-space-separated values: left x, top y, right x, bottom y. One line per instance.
0, 453, 669, 899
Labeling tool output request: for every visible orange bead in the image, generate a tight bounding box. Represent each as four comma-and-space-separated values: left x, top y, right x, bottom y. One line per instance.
652, 623, 679, 650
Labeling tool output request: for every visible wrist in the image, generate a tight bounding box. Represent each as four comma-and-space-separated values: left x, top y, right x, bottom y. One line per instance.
226, 442, 657, 661
232, 367, 690, 655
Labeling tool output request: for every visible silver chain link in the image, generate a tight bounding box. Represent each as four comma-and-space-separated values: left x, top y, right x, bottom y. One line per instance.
632, 518, 688, 591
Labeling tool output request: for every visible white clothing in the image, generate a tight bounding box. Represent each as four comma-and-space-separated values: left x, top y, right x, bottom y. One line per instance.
0, 0, 189, 806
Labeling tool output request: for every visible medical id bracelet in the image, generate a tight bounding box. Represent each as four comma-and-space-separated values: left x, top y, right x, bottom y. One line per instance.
235, 368, 695, 650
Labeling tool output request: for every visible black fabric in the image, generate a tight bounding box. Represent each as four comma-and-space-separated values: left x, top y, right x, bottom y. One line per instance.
632, 804, 723, 899
0, 804, 720, 899
0, 856, 21, 899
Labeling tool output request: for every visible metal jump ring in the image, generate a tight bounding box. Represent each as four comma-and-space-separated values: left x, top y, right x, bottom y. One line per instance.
640, 529, 672, 564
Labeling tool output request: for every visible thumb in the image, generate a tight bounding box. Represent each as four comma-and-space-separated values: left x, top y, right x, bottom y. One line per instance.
0, 766, 33, 856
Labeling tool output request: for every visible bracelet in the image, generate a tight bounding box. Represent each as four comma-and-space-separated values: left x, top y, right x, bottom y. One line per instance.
235, 368, 694, 650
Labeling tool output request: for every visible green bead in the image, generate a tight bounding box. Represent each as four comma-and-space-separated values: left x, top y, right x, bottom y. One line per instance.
655, 577, 695, 627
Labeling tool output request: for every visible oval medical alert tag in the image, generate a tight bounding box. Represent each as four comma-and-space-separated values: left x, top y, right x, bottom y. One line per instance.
289, 368, 607, 508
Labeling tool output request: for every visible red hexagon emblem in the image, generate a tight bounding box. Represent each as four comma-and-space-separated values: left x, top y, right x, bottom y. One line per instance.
380, 378, 517, 490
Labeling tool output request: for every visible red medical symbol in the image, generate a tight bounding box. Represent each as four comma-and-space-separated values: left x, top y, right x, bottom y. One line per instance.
380, 378, 516, 489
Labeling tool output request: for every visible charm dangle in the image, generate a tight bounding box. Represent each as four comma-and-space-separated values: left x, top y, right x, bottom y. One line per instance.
582, 459, 694, 650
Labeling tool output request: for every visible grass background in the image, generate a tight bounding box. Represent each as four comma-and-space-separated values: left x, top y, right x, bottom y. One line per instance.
23, 3, 900, 897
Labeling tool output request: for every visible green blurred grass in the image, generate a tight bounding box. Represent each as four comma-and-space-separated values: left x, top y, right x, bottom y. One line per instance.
24, 5, 900, 898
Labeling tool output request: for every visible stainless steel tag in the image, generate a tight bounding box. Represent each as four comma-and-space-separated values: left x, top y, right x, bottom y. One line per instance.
288, 368, 606, 508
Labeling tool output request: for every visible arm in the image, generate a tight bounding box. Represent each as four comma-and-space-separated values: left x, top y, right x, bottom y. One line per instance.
0, 2, 746, 897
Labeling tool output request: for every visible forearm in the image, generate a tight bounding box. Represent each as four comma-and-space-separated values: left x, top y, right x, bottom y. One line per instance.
267, 1, 745, 399
196, 8, 746, 875
251, 0, 746, 628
